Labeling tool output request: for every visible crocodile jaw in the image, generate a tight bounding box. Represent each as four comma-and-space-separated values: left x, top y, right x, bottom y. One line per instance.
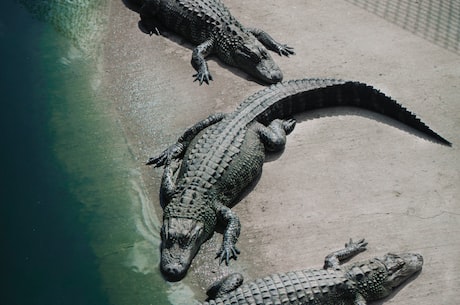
160, 218, 207, 281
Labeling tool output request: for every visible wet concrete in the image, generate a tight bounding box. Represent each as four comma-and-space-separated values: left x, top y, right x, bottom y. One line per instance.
102, 0, 459, 304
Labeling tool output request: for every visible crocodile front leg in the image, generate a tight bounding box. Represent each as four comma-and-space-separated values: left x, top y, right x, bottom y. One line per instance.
324, 238, 368, 269
247, 28, 295, 56
146, 113, 226, 167
192, 38, 215, 85
159, 160, 180, 206
215, 204, 241, 265
139, 0, 162, 36
323, 239, 368, 305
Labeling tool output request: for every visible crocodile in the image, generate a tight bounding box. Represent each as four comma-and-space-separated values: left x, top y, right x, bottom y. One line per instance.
137, 0, 294, 84
201, 239, 423, 305
146, 78, 450, 281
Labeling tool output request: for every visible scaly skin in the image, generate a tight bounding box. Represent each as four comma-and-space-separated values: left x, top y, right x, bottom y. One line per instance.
138, 0, 294, 84
202, 239, 423, 305
147, 78, 450, 281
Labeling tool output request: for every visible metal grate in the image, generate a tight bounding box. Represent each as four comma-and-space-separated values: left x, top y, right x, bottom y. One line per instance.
345, 0, 460, 54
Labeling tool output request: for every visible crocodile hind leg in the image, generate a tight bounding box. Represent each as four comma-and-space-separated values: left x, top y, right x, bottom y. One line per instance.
324, 238, 368, 269
247, 28, 295, 56
253, 118, 296, 152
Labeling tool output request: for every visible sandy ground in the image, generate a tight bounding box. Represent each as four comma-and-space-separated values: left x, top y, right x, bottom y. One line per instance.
101, 0, 459, 303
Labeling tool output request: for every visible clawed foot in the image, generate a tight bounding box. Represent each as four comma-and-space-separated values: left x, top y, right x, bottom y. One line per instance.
139, 19, 161, 36
345, 238, 368, 253
216, 243, 240, 265
146, 143, 184, 167
283, 118, 296, 135
193, 69, 213, 85
276, 44, 295, 57
148, 27, 161, 36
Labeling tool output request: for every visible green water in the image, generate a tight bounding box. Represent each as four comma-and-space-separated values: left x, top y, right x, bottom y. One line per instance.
1, 1, 192, 304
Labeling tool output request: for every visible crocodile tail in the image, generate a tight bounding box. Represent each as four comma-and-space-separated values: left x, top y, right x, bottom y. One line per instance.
247, 79, 451, 146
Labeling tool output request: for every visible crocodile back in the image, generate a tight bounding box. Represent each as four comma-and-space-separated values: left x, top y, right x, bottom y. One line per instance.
176, 119, 264, 207
174, 80, 352, 198
156, 0, 244, 45
203, 268, 354, 305
173, 78, 450, 211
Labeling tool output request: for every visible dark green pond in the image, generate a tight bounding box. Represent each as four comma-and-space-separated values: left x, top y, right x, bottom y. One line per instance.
1, 1, 191, 304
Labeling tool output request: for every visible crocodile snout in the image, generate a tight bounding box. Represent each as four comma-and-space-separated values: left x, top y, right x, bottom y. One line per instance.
252, 59, 283, 84
161, 262, 188, 282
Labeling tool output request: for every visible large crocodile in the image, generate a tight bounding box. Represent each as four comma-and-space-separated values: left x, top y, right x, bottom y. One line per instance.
137, 0, 294, 84
201, 239, 423, 305
147, 78, 450, 281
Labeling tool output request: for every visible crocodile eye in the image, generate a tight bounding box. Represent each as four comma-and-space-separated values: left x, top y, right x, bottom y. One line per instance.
393, 260, 406, 271
237, 49, 251, 60
241, 47, 252, 57
161, 224, 168, 240
258, 47, 269, 60
237, 46, 262, 63
162, 232, 175, 249
178, 235, 189, 248
386, 256, 406, 274
250, 50, 262, 63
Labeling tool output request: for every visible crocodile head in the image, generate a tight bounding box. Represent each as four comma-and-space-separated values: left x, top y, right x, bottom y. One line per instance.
159, 191, 218, 281
229, 40, 283, 84
159, 217, 210, 281
350, 252, 423, 301
379, 253, 423, 289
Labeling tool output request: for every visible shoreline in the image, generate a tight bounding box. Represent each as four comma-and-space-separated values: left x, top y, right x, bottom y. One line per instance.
99, 0, 263, 299
101, 1, 459, 304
